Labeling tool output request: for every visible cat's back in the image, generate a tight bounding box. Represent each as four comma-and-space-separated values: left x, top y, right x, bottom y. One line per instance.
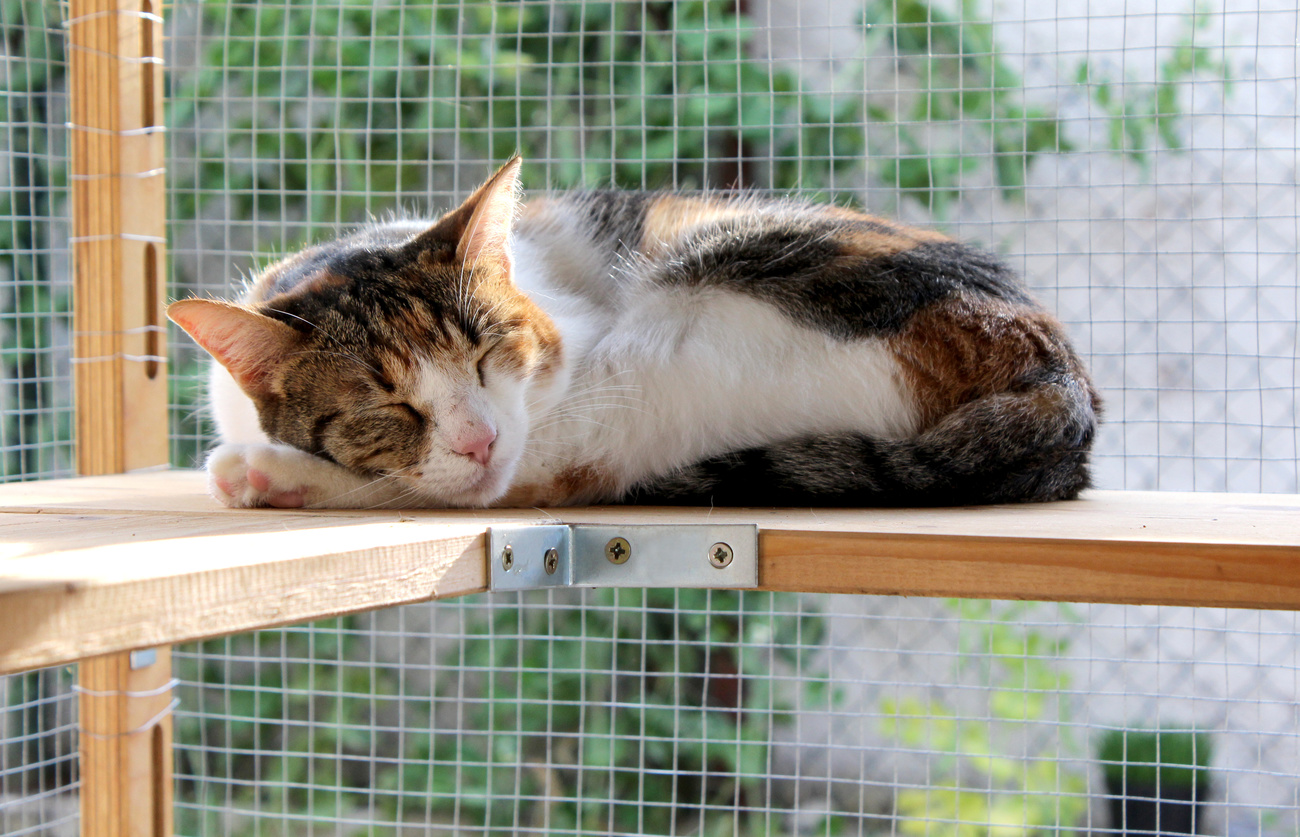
517, 188, 949, 266
518, 190, 1042, 339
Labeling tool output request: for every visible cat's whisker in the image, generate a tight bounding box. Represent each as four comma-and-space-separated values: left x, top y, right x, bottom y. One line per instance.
531, 414, 617, 433
546, 400, 653, 419
307, 470, 430, 512
547, 388, 645, 407
564, 385, 647, 402
472, 296, 513, 327
545, 390, 651, 416
263, 307, 345, 346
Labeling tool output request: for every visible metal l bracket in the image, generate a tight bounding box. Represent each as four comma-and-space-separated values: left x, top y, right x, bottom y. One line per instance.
488, 523, 758, 591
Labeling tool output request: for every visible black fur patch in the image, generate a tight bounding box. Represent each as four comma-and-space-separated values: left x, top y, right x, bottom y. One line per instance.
576, 190, 653, 257
654, 225, 1030, 339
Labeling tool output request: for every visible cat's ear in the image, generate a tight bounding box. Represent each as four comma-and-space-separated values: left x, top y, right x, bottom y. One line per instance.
418, 156, 522, 270
168, 299, 300, 399
458, 155, 522, 267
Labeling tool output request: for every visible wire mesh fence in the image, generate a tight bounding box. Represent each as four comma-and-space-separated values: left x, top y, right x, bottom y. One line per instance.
0, 667, 77, 837
0, 2, 77, 831
1, 0, 1299, 834
0, 0, 72, 482
169, 594, 1300, 836
161, 0, 1300, 494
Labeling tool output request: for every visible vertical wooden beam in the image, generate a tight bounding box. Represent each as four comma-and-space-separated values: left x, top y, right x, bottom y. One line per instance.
78, 649, 175, 837
68, 0, 168, 476
67, 1, 173, 834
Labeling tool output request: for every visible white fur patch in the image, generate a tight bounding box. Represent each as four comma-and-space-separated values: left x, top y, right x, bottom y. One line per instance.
207, 442, 410, 509
209, 364, 268, 444
513, 287, 918, 498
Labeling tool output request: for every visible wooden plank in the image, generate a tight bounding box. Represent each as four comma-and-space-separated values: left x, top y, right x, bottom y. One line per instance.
0, 509, 486, 673
79, 649, 173, 837
66, 2, 175, 830
1, 470, 1299, 674
68, 0, 168, 477
758, 529, 1300, 610
3, 470, 1297, 550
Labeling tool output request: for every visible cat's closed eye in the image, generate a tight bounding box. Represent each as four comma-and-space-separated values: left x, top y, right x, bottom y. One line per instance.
389, 402, 426, 426
476, 340, 500, 385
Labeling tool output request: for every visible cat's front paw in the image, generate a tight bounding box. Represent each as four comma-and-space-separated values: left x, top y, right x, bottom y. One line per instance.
206, 443, 410, 510
207, 443, 317, 508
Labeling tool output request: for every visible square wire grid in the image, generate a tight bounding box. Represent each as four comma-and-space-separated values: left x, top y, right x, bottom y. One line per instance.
171, 594, 1300, 836
0, 1, 1298, 836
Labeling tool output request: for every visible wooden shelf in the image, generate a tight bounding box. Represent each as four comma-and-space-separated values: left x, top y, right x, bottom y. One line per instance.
2, 470, 1298, 674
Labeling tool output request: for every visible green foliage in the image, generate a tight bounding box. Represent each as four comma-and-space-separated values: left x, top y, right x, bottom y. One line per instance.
1, 666, 76, 793
0, 0, 72, 480
171, 0, 810, 238
0, 0, 1234, 480
171, 0, 1225, 245
175, 590, 834, 835
862, 0, 1067, 213
169, 0, 1088, 242
1098, 729, 1213, 790
1079, 7, 1230, 171
881, 601, 1088, 836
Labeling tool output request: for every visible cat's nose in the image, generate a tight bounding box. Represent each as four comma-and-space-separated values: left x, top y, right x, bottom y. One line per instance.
453, 427, 497, 466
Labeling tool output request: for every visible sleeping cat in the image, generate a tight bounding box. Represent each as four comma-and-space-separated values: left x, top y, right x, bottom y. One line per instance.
168, 156, 1099, 509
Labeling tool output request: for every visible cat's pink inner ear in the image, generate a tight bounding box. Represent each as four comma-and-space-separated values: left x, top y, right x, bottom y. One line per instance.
167, 299, 299, 398
456, 156, 522, 270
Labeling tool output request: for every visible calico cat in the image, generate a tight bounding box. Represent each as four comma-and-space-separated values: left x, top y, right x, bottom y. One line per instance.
168, 156, 1099, 509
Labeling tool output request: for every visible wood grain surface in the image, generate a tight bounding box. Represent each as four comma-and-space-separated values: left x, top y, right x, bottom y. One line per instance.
1, 470, 1297, 673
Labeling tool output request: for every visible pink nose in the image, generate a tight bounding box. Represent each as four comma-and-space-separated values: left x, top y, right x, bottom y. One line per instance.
452, 427, 497, 466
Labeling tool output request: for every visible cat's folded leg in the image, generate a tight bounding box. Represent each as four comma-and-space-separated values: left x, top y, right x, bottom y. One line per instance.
206, 442, 411, 510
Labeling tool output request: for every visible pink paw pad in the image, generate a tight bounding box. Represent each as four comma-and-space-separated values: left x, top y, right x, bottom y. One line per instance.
213, 475, 238, 498
247, 468, 273, 492
246, 467, 306, 508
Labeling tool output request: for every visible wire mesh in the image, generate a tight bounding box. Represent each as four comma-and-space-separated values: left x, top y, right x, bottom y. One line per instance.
0, 2, 77, 825
0, 0, 73, 482
1, 0, 1299, 835
170, 594, 1300, 836
161, 0, 1300, 493
0, 666, 78, 836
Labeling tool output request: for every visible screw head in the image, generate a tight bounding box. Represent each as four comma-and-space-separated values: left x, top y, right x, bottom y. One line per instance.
605, 537, 631, 565
708, 542, 734, 569
544, 547, 559, 575
501, 545, 514, 571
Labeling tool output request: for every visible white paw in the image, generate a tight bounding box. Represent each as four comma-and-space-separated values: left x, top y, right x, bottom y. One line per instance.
206, 443, 371, 509
207, 443, 314, 508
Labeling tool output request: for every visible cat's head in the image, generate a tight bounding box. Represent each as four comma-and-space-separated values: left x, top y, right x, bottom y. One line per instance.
169, 157, 562, 506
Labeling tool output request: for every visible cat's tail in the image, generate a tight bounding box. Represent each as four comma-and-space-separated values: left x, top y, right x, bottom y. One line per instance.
624, 371, 1099, 507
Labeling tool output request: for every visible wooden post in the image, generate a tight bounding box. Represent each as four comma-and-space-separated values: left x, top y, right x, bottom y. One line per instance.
78, 649, 175, 837
68, 0, 169, 476
67, 1, 173, 834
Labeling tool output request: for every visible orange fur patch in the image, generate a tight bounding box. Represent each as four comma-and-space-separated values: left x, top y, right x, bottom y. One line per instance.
890, 294, 1092, 428
482, 287, 563, 380
496, 462, 615, 506
639, 195, 754, 258
837, 217, 950, 258
552, 462, 617, 503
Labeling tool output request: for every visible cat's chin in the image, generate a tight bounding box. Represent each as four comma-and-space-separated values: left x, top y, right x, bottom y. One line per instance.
407, 464, 513, 508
